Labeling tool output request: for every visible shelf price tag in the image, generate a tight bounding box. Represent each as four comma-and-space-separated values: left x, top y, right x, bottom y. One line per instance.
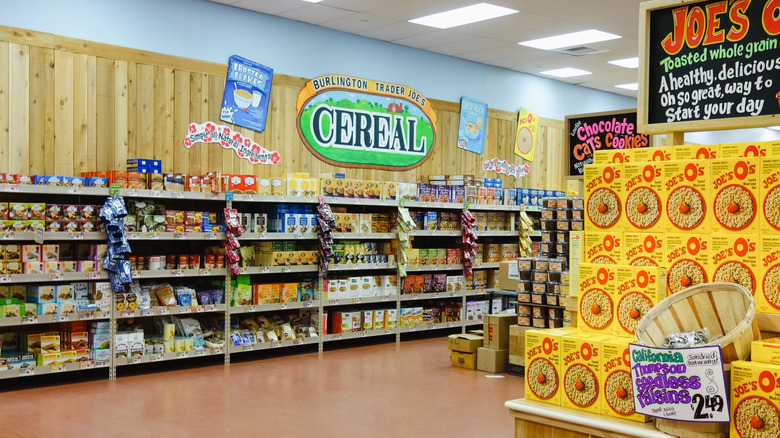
121, 310, 135, 318
86, 272, 101, 280
179, 306, 192, 314
428, 324, 436, 330
280, 267, 290, 273
146, 233, 159, 240
294, 339, 304, 345
157, 307, 170, 315
174, 232, 187, 240
243, 306, 255, 313
171, 270, 184, 277
132, 272, 141, 279
2, 232, 14, 240
204, 304, 216, 312
151, 190, 162, 197
270, 341, 281, 349
79, 361, 95, 370
207, 232, 220, 240
22, 316, 38, 324
53, 314, 69, 322
242, 194, 254, 201
128, 233, 139, 239
170, 191, 183, 199
359, 331, 367, 338
279, 303, 287, 310
447, 322, 455, 328
303, 301, 312, 308
353, 298, 361, 304
243, 345, 255, 352
1, 184, 20, 192
176, 352, 188, 359
125, 189, 138, 197
408, 326, 416, 332
195, 306, 205, 313
141, 309, 155, 317
128, 357, 141, 365
19, 368, 34, 376
431, 293, 439, 299
385, 329, 393, 335
0, 276, 9, 283
79, 311, 95, 320
211, 347, 223, 355
328, 299, 339, 306
381, 296, 389, 302
194, 349, 207, 357
49, 273, 63, 281
199, 269, 212, 276
150, 354, 164, 362
96, 360, 109, 368
68, 232, 84, 240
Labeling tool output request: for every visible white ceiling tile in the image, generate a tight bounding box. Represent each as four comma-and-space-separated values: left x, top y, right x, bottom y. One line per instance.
229, 0, 304, 15
319, 12, 400, 34
394, 29, 472, 50
427, 37, 506, 57
357, 21, 433, 41
278, 4, 355, 25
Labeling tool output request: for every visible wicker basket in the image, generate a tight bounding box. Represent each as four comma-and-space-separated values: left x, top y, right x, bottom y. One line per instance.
635, 282, 759, 438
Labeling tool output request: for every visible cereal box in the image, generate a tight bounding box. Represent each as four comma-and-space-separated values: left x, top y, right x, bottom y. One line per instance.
593, 149, 632, 165
759, 235, 780, 314
662, 159, 710, 233
751, 338, 780, 365
524, 328, 571, 406
621, 232, 664, 268
710, 157, 759, 234
665, 233, 711, 295
623, 161, 664, 232
581, 231, 623, 264
560, 332, 603, 414
760, 156, 780, 234
633, 147, 671, 163
730, 360, 780, 438
710, 234, 759, 297
584, 164, 623, 231
670, 144, 720, 161
613, 266, 666, 337
600, 335, 651, 422
577, 263, 618, 334
719, 140, 780, 158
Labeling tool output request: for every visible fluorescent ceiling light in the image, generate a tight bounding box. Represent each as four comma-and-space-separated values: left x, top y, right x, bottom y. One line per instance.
768, 126, 780, 131
301, 0, 323, 3
409, 3, 518, 29
608, 57, 639, 69
520, 29, 621, 50
540, 67, 591, 78
616, 83, 639, 91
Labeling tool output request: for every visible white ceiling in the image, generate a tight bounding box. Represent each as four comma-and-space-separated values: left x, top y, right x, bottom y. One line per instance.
207, 0, 645, 98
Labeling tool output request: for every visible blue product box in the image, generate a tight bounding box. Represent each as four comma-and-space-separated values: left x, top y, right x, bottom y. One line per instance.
33, 175, 49, 185
494, 188, 504, 205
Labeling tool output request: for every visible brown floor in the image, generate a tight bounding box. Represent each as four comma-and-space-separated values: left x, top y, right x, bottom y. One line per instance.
4, 337, 525, 437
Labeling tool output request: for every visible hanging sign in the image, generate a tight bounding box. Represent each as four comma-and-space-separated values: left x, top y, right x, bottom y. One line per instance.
482, 158, 530, 179
514, 108, 538, 161
296, 74, 437, 171
566, 110, 649, 177
183, 122, 280, 165
457, 97, 487, 154
629, 344, 729, 422
639, 0, 780, 133
220, 55, 273, 133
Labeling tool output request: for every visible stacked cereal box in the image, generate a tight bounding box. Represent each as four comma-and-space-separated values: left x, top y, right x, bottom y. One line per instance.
665, 234, 710, 295
633, 147, 671, 163
710, 157, 759, 235
621, 233, 664, 267
577, 263, 617, 334
600, 335, 650, 422
593, 149, 632, 165
613, 266, 666, 337
759, 153, 780, 235
524, 328, 572, 406
662, 159, 710, 234
581, 231, 622, 265
720, 141, 780, 158
560, 332, 603, 414
623, 161, 664, 233
670, 144, 720, 161
730, 360, 780, 438
759, 235, 780, 314
710, 235, 759, 297
584, 164, 623, 231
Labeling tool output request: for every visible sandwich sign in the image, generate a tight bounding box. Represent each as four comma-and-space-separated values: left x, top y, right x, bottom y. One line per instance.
296, 74, 437, 171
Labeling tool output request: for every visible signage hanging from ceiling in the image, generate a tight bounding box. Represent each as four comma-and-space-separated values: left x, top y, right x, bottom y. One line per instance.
296, 74, 437, 171
220, 55, 274, 133
639, 0, 780, 133
566, 110, 649, 177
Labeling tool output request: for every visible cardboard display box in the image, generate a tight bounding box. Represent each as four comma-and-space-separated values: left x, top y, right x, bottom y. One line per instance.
483, 314, 516, 350
477, 347, 507, 373
451, 351, 477, 370
448, 334, 483, 354
498, 260, 518, 290
509, 325, 530, 365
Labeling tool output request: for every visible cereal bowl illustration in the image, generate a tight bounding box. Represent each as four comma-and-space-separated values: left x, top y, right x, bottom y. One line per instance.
233, 88, 253, 112
464, 120, 480, 140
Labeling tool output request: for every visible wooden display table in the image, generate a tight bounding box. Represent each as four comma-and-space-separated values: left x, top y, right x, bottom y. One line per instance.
506, 398, 673, 438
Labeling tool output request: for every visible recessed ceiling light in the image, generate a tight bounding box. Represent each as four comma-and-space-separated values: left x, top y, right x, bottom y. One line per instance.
768, 126, 780, 131
616, 83, 639, 91
301, 0, 323, 3
409, 3, 518, 29
540, 67, 591, 78
520, 29, 621, 50
608, 57, 639, 69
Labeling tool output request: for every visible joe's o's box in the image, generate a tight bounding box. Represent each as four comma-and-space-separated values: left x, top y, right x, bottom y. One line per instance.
730, 360, 780, 438
560, 333, 603, 414
524, 328, 574, 406
710, 158, 759, 235
661, 159, 710, 234
613, 266, 666, 337
621, 232, 664, 268
600, 335, 650, 423
760, 156, 780, 235
670, 144, 720, 161
577, 263, 618, 335
633, 147, 671, 163
622, 161, 664, 233
719, 140, 780, 158
665, 233, 711, 296
710, 234, 759, 297
581, 231, 623, 265
593, 149, 633, 165
758, 235, 780, 315
584, 164, 623, 231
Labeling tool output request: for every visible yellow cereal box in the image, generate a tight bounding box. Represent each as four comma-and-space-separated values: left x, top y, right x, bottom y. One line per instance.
730, 360, 780, 438
710, 158, 759, 234
670, 144, 720, 161
584, 164, 623, 231
622, 233, 664, 268
525, 328, 572, 406
719, 140, 780, 158
710, 234, 759, 297
577, 263, 617, 334
582, 231, 623, 264
593, 149, 633, 165
560, 332, 603, 414
665, 233, 710, 295
758, 235, 780, 314
751, 338, 780, 366
613, 266, 666, 337
760, 156, 780, 235
633, 147, 671, 163
600, 335, 651, 422
662, 159, 710, 233
623, 161, 664, 233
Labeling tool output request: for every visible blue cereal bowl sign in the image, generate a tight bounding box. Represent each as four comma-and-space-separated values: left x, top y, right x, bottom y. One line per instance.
296, 75, 437, 171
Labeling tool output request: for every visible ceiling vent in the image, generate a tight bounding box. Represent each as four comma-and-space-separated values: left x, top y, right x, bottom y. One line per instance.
552, 46, 607, 56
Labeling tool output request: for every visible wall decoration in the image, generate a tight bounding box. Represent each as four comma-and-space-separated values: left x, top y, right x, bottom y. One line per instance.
220, 55, 273, 133
296, 74, 437, 171
566, 110, 649, 177
482, 158, 530, 179
639, 0, 780, 133
183, 122, 279, 165
514, 108, 538, 161
457, 97, 487, 154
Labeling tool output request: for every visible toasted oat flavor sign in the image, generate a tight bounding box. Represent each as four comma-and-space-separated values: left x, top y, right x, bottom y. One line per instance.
296, 75, 437, 171
629, 344, 729, 422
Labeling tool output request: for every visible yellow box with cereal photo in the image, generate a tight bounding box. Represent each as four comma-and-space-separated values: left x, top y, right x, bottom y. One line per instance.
751, 338, 780, 366
613, 266, 666, 337
758, 235, 780, 314
600, 335, 651, 422
633, 147, 671, 163
593, 149, 632, 165
710, 157, 759, 234
622, 161, 664, 233
710, 234, 759, 297
730, 360, 780, 438
560, 332, 603, 414
662, 159, 710, 234
582, 231, 623, 265
524, 328, 572, 406
719, 140, 780, 158
665, 233, 710, 296
670, 143, 720, 161
621, 232, 664, 268
584, 164, 623, 231
577, 263, 618, 335
760, 156, 780, 234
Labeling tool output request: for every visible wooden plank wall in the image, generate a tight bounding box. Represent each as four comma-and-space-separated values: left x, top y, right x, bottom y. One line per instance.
0, 25, 579, 193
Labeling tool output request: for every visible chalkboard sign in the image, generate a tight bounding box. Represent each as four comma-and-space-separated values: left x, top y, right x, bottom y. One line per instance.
566, 110, 649, 177
639, 0, 780, 133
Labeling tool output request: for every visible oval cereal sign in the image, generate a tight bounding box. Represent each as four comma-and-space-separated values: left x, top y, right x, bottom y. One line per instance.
296, 75, 437, 171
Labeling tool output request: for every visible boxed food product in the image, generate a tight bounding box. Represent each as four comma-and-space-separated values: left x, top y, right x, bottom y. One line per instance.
584, 164, 623, 231
758, 235, 780, 314
524, 328, 570, 406
662, 159, 710, 233
621, 233, 664, 267
720, 140, 780, 158
622, 161, 663, 232
730, 360, 780, 438
751, 337, 780, 365
760, 156, 780, 234
665, 233, 710, 295
577, 263, 617, 334
671, 144, 720, 161
613, 266, 666, 336
600, 335, 650, 422
633, 147, 671, 163
560, 333, 602, 414
710, 157, 759, 234
451, 350, 477, 370
710, 234, 759, 297
593, 149, 632, 165
279, 283, 299, 303
581, 231, 623, 265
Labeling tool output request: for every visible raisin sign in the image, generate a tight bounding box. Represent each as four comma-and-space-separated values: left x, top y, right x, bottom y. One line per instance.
296, 75, 437, 171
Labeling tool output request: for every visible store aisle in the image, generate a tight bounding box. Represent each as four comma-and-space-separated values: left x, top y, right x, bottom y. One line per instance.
4, 337, 524, 437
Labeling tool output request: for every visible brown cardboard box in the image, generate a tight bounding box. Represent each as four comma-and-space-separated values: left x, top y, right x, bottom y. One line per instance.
477, 347, 508, 373
483, 314, 516, 350
448, 334, 483, 353
498, 260, 518, 290
451, 351, 477, 370
509, 325, 530, 365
